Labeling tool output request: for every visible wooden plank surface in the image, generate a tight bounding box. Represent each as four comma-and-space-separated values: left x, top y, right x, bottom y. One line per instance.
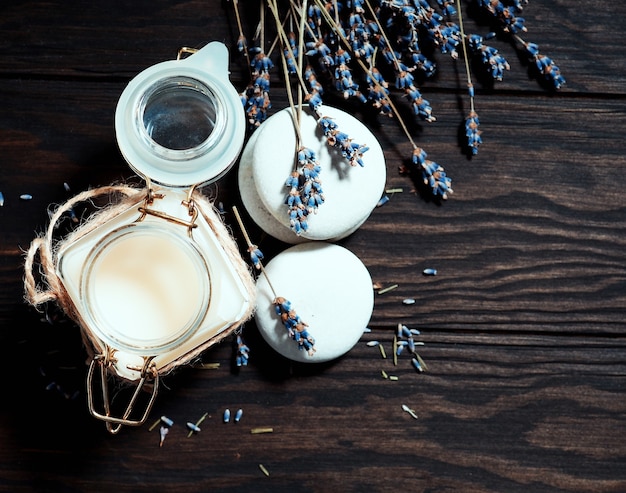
1, 1, 625, 492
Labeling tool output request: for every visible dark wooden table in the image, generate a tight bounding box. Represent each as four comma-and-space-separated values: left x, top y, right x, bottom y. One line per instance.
1, 1, 625, 492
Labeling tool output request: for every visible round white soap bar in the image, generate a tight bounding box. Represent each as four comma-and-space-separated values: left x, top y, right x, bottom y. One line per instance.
255, 242, 373, 363
239, 105, 386, 243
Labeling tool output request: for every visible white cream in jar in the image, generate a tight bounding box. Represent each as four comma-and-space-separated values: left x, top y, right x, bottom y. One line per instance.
82, 224, 210, 354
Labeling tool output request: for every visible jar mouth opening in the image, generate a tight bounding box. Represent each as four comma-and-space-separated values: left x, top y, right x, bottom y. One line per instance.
80, 223, 211, 355
137, 76, 225, 163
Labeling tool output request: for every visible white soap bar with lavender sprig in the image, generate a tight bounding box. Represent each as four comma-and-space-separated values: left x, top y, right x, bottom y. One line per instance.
254, 242, 374, 363
239, 104, 386, 243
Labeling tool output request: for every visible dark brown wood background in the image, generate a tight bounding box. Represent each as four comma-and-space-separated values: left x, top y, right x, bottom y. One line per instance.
1, 1, 625, 492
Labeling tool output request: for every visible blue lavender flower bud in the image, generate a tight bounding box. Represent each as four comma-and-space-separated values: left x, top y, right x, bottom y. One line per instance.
465, 111, 482, 155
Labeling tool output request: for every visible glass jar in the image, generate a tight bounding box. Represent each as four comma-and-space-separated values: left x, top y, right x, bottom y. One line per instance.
56, 42, 252, 433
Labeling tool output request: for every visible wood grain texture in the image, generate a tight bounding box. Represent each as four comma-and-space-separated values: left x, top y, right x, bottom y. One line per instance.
1, 1, 625, 492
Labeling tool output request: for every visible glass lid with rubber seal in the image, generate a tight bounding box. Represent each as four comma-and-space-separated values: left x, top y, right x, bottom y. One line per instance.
115, 42, 245, 187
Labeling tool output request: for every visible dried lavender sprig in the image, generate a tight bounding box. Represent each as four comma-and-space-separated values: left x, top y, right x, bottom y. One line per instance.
456, 0, 482, 155
365, 0, 438, 121
232, 0, 251, 69
515, 35, 566, 90
284, 145, 324, 235
274, 297, 316, 356
474, 0, 565, 90
232, 206, 316, 356
242, 51, 273, 128
476, 0, 527, 34
467, 33, 510, 82
268, 0, 323, 234
232, 206, 276, 297
465, 110, 481, 155
412, 146, 453, 199
236, 0, 293, 130
248, 244, 264, 269
317, 115, 370, 167
236, 334, 250, 366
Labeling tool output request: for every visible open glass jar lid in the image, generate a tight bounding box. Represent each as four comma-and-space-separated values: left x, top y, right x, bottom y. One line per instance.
115, 42, 246, 187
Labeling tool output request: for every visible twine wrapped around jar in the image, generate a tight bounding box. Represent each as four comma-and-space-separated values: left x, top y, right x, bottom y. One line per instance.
23, 184, 256, 376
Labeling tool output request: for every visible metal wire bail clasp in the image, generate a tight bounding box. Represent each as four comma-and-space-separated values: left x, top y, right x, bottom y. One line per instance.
136, 179, 199, 237
86, 346, 159, 434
